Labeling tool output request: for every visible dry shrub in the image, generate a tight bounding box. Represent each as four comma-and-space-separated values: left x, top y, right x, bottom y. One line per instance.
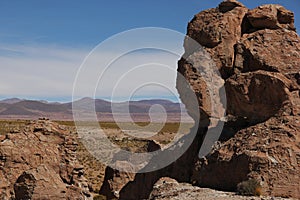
237, 179, 262, 196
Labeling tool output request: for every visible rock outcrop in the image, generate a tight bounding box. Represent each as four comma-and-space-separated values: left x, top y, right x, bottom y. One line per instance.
99, 1, 300, 199
178, 0, 300, 198
99, 139, 161, 199
99, 161, 137, 199
0, 119, 91, 199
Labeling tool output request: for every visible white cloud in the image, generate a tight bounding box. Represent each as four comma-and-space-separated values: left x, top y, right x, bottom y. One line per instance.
0, 45, 86, 98
0, 43, 184, 102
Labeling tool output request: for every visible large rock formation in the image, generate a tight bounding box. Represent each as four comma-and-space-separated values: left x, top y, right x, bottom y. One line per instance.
178, 0, 300, 198
0, 119, 91, 199
100, 1, 300, 199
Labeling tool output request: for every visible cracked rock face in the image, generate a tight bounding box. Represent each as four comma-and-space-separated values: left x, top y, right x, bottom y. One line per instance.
0, 119, 91, 199
245, 4, 295, 32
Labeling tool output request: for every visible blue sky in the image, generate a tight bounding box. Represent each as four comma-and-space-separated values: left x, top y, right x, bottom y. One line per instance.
0, 0, 299, 102
1, 0, 299, 47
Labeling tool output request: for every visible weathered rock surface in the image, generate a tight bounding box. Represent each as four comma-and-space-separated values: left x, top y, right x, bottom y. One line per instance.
245, 4, 295, 32
192, 117, 300, 198
178, 0, 300, 198
0, 119, 91, 199
185, 0, 248, 78
99, 161, 136, 199
99, 139, 162, 199
225, 71, 292, 124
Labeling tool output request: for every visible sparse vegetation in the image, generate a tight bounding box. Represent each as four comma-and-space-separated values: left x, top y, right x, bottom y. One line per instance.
0, 120, 29, 134
237, 179, 262, 196
74, 121, 192, 192
55, 121, 193, 135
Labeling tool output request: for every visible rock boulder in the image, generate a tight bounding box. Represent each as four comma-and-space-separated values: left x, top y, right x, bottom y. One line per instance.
0, 119, 91, 199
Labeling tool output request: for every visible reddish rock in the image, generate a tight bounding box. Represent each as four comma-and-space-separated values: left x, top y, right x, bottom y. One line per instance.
225, 71, 292, 124
99, 161, 136, 199
0, 119, 91, 199
218, 0, 244, 13
14, 165, 67, 199
192, 117, 300, 198
245, 4, 295, 32
233, 29, 300, 88
180, 1, 300, 199
185, 0, 248, 78
177, 49, 225, 123
149, 177, 282, 200
99, 140, 161, 199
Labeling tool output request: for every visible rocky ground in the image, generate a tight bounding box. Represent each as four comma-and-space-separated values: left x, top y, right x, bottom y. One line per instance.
0, 119, 91, 199
149, 178, 297, 200
0, 120, 193, 199
0, 119, 297, 199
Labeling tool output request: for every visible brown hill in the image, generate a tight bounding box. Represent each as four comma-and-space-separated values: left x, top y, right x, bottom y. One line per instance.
0, 98, 188, 122
0, 105, 37, 116
0, 98, 23, 104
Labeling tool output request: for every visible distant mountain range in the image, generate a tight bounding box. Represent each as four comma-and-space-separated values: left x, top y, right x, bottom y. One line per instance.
0, 98, 191, 122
